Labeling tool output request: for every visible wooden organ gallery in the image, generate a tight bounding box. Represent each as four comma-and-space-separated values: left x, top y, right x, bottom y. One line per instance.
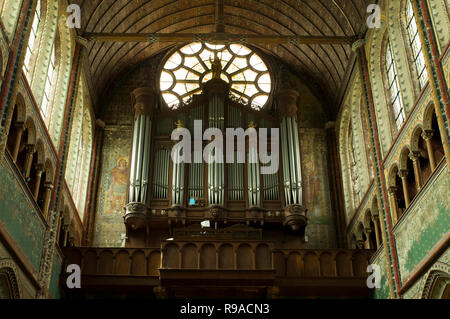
0, 0, 448, 300
63, 43, 374, 298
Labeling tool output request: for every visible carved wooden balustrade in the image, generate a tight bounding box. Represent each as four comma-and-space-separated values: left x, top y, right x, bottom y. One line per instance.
63, 244, 374, 293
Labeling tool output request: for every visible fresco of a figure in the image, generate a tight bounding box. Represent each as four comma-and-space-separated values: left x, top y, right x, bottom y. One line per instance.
107, 157, 129, 213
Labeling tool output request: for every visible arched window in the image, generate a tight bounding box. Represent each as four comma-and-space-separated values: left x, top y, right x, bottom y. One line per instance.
41, 45, 56, 122
22, 0, 41, 80
406, 0, 429, 89
160, 43, 271, 110
386, 40, 406, 129
65, 82, 93, 221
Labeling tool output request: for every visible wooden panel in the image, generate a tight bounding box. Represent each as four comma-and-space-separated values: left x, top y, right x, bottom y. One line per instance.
200, 244, 216, 269
181, 244, 198, 269
255, 244, 271, 269
131, 251, 146, 275
218, 244, 234, 269
237, 244, 253, 269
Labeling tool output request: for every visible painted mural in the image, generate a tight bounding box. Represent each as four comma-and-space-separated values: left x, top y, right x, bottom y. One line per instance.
394, 163, 450, 283
93, 127, 132, 247
0, 156, 46, 271
299, 128, 336, 248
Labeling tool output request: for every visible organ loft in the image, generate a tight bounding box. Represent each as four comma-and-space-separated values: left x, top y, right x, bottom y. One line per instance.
0, 0, 448, 299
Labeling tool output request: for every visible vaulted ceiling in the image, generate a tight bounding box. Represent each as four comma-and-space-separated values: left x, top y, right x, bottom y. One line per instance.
75, 0, 371, 115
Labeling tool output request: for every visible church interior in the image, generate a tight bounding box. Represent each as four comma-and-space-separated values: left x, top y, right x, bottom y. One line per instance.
0, 0, 448, 299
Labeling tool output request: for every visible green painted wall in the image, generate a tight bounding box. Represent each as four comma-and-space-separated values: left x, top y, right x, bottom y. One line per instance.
394, 163, 449, 283
0, 156, 46, 271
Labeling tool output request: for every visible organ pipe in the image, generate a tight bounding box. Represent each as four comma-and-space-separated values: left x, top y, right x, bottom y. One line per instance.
204, 79, 228, 206
128, 87, 157, 204
277, 89, 302, 206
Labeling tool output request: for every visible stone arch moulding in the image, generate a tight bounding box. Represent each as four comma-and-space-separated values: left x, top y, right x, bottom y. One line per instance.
0, 259, 23, 299
418, 261, 450, 299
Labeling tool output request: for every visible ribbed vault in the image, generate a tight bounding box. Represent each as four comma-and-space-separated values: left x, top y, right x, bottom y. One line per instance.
75, 0, 371, 115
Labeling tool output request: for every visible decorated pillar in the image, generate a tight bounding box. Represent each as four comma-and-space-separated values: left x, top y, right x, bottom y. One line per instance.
325, 121, 347, 248
421, 130, 436, 171
83, 119, 105, 245
410, 0, 450, 160
276, 88, 307, 231
387, 186, 399, 225
352, 39, 400, 297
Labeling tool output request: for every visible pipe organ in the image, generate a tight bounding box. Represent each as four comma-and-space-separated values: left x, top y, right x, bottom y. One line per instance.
123, 80, 307, 245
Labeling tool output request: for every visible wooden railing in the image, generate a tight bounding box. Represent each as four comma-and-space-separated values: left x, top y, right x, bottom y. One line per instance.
64, 244, 373, 280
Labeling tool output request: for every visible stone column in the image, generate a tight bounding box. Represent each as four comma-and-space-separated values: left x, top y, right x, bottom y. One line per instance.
387, 186, 399, 224
352, 38, 400, 296
23, 144, 35, 178
42, 182, 53, 219
421, 130, 436, 171
32, 163, 44, 200
12, 122, 25, 162
398, 170, 410, 208
364, 228, 373, 249
373, 215, 381, 249
409, 151, 423, 191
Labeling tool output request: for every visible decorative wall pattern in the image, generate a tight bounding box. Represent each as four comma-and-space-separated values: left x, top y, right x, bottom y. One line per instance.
300, 128, 336, 248
372, 249, 391, 299
0, 156, 46, 271
394, 164, 449, 282
48, 249, 62, 299
93, 127, 132, 247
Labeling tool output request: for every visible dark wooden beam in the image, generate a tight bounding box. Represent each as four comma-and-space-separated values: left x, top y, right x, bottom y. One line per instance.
82, 32, 356, 45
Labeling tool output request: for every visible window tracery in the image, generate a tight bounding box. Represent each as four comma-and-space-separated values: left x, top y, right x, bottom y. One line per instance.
160, 43, 271, 110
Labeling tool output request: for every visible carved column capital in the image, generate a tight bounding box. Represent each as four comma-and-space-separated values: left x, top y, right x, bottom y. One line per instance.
44, 182, 54, 190
398, 169, 409, 179
25, 144, 36, 154
387, 186, 397, 195
131, 87, 157, 117
372, 214, 380, 223
34, 163, 45, 174
421, 129, 433, 141
276, 88, 299, 118
14, 121, 26, 131
408, 151, 421, 161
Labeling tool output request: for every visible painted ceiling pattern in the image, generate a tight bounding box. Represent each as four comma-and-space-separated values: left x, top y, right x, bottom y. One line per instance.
74, 0, 372, 112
